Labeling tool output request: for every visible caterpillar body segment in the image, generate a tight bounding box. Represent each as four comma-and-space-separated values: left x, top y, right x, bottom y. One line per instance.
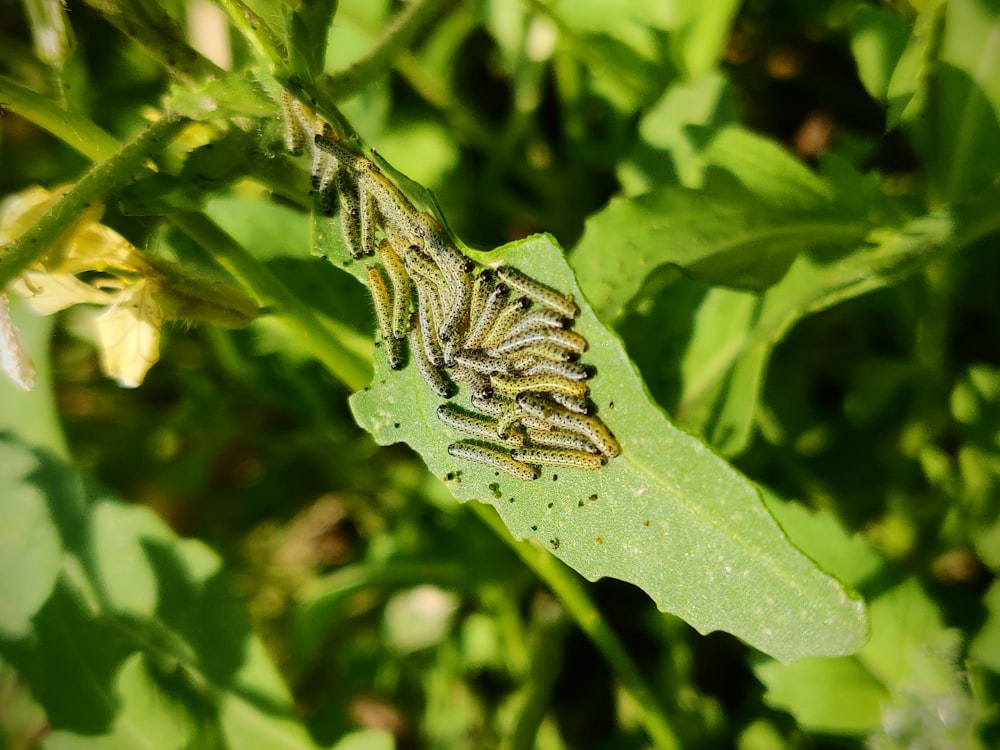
448, 442, 539, 481
496, 265, 580, 319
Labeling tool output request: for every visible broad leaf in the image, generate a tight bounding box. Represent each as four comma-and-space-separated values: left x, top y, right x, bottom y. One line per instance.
605, 208, 955, 454
0, 441, 61, 639
754, 656, 886, 734
930, 0, 1000, 203
326, 230, 868, 662
0, 437, 322, 749
571, 176, 868, 322
754, 500, 976, 740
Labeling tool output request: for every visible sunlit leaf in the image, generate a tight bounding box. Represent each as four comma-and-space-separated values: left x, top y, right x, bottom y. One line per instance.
847, 4, 911, 104
755, 656, 886, 734
335, 232, 868, 662
571, 175, 867, 322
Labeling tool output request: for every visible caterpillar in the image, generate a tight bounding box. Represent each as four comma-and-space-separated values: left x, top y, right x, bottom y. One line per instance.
282, 92, 618, 479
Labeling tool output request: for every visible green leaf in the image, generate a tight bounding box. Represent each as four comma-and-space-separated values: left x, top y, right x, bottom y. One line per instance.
202, 194, 375, 363
0, 437, 322, 749
970, 579, 1000, 673
662, 209, 953, 453
755, 655, 887, 734
618, 72, 736, 195
884, 1, 940, 129
930, 0, 1000, 203
161, 73, 276, 120
619, 280, 764, 455
670, 0, 742, 79
541, 0, 670, 113
118, 130, 258, 215
749, 500, 887, 733
337, 232, 867, 662
759, 493, 884, 592
751, 503, 979, 739
285, 0, 339, 78
846, 4, 912, 104
331, 729, 396, 750
0, 442, 61, 639
571, 172, 867, 323
43, 653, 201, 750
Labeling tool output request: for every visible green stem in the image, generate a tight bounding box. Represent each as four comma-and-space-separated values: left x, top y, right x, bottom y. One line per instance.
468, 502, 682, 750
0, 73, 119, 161
3, 73, 371, 392
316, 0, 450, 100
81, 0, 224, 81
0, 116, 187, 290
168, 212, 371, 391
212, 0, 287, 64
502, 595, 570, 750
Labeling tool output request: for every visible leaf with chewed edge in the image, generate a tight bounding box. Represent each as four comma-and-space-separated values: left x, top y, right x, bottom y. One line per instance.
335, 230, 868, 663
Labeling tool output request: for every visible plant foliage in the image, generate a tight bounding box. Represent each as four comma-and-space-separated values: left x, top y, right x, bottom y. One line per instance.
1, 0, 998, 748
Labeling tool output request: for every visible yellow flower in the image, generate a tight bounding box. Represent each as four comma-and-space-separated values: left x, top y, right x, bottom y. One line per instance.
1, 185, 164, 388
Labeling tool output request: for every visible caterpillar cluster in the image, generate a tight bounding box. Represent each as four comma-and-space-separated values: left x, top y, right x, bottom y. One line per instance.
281, 94, 620, 481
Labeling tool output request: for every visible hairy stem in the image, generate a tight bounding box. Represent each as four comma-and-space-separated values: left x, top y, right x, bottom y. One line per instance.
168, 212, 372, 391
0, 116, 187, 290
317, 0, 451, 100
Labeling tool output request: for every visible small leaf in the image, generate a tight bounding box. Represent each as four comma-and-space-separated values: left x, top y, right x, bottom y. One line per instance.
162, 74, 275, 121
631, 209, 954, 453
346, 233, 868, 662
285, 0, 339, 78
846, 4, 912, 104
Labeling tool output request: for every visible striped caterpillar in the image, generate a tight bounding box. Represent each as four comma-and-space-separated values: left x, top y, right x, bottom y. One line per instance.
281, 94, 620, 480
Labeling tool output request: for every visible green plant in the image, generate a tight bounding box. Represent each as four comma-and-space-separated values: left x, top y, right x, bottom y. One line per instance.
1, 0, 998, 748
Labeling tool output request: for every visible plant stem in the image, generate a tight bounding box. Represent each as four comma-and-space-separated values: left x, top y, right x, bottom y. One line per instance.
0, 116, 187, 290
0, 74, 120, 161
168, 212, 371, 391
316, 0, 451, 100
212, 0, 287, 64
81, 0, 224, 81
4, 74, 373, 392
502, 594, 571, 750
468, 502, 682, 750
